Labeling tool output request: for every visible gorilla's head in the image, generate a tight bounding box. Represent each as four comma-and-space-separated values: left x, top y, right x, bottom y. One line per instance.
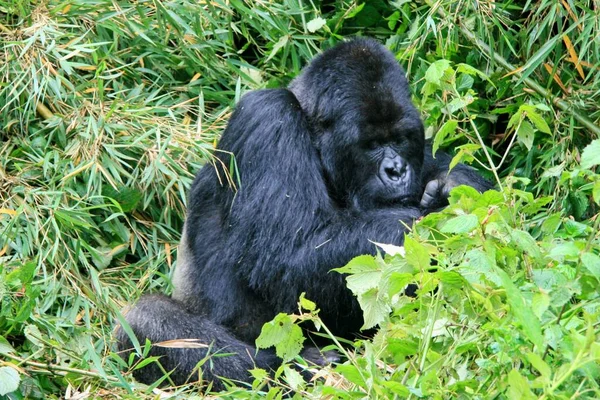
289, 38, 425, 211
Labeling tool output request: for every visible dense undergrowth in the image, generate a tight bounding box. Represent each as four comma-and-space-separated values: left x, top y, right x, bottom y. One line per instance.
1, 0, 599, 398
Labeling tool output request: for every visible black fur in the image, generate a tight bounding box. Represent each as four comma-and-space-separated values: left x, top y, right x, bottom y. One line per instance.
116, 38, 492, 390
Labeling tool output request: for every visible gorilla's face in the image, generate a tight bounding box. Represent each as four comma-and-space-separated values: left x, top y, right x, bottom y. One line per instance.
316, 110, 425, 211
353, 117, 425, 208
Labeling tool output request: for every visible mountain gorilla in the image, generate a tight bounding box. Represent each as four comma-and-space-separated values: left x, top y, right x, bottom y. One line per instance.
116, 38, 492, 389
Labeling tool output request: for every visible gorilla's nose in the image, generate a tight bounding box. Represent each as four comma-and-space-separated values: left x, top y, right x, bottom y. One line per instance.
381, 156, 407, 183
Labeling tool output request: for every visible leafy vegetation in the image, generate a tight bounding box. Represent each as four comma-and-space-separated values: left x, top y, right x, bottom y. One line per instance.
1, 0, 599, 398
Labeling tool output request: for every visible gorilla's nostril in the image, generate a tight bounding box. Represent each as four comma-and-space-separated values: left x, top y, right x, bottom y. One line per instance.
385, 167, 402, 180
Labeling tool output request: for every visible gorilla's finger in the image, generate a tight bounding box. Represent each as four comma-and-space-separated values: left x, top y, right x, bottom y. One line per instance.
300, 347, 341, 366
420, 179, 441, 207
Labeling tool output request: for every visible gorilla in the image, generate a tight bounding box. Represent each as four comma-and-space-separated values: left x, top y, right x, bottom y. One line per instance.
116, 38, 492, 389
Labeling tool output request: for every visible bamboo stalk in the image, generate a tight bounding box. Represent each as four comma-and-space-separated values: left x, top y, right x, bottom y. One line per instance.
434, 4, 600, 137
0, 21, 55, 120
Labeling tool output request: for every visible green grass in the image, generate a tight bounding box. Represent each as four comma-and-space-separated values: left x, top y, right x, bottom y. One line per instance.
1, 0, 599, 398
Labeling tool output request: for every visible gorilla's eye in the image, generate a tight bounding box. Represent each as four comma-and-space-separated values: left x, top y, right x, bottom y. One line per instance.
366, 140, 382, 150
319, 118, 334, 130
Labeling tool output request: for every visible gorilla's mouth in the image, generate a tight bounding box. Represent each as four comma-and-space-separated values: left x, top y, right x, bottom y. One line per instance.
352, 178, 421, 211
379, 192, 420, 207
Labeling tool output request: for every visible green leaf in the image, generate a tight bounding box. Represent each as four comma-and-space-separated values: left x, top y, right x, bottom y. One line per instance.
345, 3, 365, 18
448, 184, 481, 204
564, 219, 589, 236
581, 252, 600, 279
424, 59, 451, 86
456, 73, 475, 91
531, 291, 550, 319
404, 236, 430, 270
0, 336, 15, 355
276, 328, 305, 362
382, 381, 410, 396
440, 214, 478, 233
593, 181, 600, 204
460, 249, 502, 286
541, 163, 564, 178
372, 241, 405, 256
532, 269, 567, 291
448, 143, 480, 171
387, 11, 400, 30
506, 369, 536, 399
525, 352, 551, 381
299, 293, 317, 312
306, 17, 327, 33
249, 368, 268, 382
0, 366, 20, 395
432, 119, 458, 155
358, 288, 391, 330
507, 108, 524, 130
353, 4, 381, 27
4, 261, 36, 286
386, 272, 413, 296
24, 325, 45, 348
256, 313, 305, 362
550, 286, 578, 308
54, 209, 93, 230
133, 356, 161, 370
518, 33, 561, 85
516, 120, 535, 151
102, 186, 143, 213
266, 35, 288, 62
447, 93, 474, 114
581, 139, 600, 169
437, 271, 465, 287
334, 255, 381, 296
346, 269, 381, 295
333, 254, 377, 274
510, 229, 541, 259
456, 63, 491, 83
496, 268, 545, 349
548, 242, 580, 261
335, 364, 367, 387
523, 106, 551, 134
283, 366, 305, 390
541, 213, 562, 235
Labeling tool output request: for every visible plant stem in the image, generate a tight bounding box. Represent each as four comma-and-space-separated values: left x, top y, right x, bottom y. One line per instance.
3, 353, 120, 382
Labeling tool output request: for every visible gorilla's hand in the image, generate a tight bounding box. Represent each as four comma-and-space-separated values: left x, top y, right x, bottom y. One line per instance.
420, 145, 493, 212
420, 166, 493, 211
300, 346, 341, 366
420, 177, 455, 209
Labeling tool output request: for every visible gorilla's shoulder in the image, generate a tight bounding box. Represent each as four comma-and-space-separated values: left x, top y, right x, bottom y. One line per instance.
237, 89, 301, 114
218, 88, 310, 155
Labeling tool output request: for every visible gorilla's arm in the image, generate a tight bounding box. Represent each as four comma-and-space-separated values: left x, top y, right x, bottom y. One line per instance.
420, 143, 493, 210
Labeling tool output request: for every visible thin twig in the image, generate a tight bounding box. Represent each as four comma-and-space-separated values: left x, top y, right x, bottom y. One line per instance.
2, 353, 120, 382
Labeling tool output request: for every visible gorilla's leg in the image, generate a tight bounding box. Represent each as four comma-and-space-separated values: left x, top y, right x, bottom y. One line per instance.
115, 294, 279, 389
